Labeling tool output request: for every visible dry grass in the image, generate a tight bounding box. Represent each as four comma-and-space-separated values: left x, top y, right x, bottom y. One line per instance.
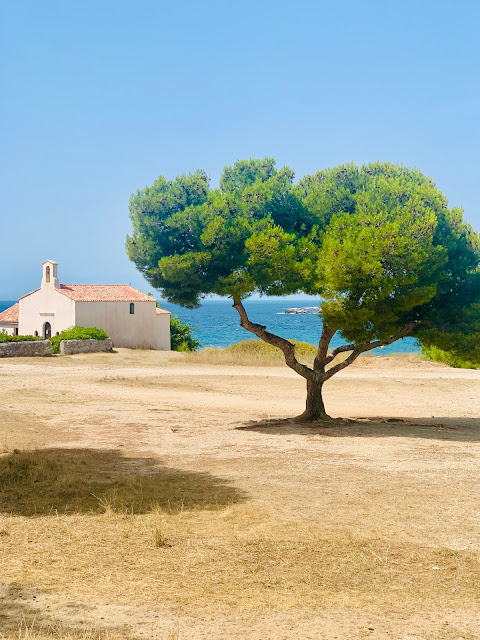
2, 504, 480, 625
1, 349, 480, 638
2, 448, 480, 633
0, 622, 180, 640
0, 621, 124, 640
177, 338, 421, 369
0, 613, 181, 640
178, 339, 318, 366
0, 448, 244, 516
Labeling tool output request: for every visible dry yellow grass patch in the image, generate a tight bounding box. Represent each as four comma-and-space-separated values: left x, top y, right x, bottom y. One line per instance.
2, 502, 480, 638
178, 338, 318, 367
0, 620, 126, 640
177, 339, 424, 370
0, 448, 243, 516
2, 499, 479, 607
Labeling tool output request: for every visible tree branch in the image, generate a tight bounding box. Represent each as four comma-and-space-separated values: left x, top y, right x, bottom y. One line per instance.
323, 350, 363, 380
325, 323, 418, 365
232, 298, 313, 379
314, 324, 336, 372
323, 323, 416, 380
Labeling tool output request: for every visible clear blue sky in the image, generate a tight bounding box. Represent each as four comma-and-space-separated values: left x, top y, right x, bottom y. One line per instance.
1, 0, 479, 300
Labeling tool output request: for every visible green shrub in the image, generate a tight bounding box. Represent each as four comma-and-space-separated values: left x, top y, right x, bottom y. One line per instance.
0, 334, 41, 343
421, 345, 480, 369
176, 340, 192, 352
169, 313, 201, 352
50, 326, 108, 354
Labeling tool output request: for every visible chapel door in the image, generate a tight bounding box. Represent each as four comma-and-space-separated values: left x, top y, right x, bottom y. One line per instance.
43, 322, 52, 339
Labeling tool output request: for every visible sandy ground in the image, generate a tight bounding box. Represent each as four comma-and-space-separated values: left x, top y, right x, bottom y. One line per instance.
1, 349, 480, 639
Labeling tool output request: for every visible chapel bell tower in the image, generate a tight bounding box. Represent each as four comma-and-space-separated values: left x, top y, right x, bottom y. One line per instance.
42, 260, 60, 288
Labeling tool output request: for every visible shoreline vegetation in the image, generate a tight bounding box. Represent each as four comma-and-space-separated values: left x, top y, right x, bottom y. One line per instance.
175, 338, 480, 370
178, 338, 424, 367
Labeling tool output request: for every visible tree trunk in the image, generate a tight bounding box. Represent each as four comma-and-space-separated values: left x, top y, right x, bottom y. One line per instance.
232, 297, 416, 422
297, 377, 332, 421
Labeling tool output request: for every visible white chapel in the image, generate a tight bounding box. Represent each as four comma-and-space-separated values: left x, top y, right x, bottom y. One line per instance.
0, 260, 171, 350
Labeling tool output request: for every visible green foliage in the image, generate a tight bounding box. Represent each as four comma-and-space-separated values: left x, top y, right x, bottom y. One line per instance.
169, 313, 201, 352
50, 326, 108, 354
0, 334, 40, 343
176, 340, 192, 352
127, 159, 480, 355
421, 345, 480, 369
126, 170, 210, 294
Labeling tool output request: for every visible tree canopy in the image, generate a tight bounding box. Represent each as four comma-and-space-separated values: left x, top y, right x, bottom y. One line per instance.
127, 158, 480, 419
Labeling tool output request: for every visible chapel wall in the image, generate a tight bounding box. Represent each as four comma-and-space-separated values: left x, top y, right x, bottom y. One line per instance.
156, 313, 171, 350
19, 288, 75, 337
74, 301, 167, 349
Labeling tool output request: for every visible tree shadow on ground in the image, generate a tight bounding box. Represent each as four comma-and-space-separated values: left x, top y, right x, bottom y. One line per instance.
0, 448, 246, 517
236, 416, 480, 442
0, 583, 130, 639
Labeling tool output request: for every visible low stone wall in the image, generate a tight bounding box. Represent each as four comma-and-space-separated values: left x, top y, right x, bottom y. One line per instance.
0, 340, 52, 358
60, 338, 113, 355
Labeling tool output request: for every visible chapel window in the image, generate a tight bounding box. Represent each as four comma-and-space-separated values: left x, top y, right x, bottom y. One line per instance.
34, 331, 38, 337
46, 266, 50, 283
14, 328, 18, 336
130, 303, 135, 315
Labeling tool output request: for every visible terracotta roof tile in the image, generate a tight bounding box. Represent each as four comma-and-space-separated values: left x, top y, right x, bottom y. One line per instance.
18, 289, 40, 300
156, 307, 171, 315
58, 284, 155, 302
0, 303, 19, 324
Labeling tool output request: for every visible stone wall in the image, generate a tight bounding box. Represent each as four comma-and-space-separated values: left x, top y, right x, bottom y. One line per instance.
59, 338, 113, 355
0, 340, 52, 358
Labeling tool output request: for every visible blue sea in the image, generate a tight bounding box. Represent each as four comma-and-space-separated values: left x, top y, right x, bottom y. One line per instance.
161, 297, 419, 355
0, 298, 420, 355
